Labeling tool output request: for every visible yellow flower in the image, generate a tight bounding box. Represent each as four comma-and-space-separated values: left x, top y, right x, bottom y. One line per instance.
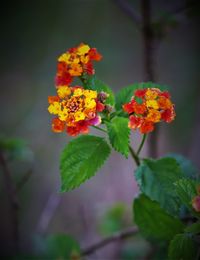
57, 86, 71, 98
84, 90, 97, 99
146, 109, 161, 123
84, 98, 96, 109
80, 55, 90, 64
58, 52, 79, 64
48, 102, 61, 115
77, 44, 90, 55
145, 89, 158, 100
69, 63, 83, 76
73, 88, 84, 97
146, 100, 159, 109
58, 108, 68, 121
58, 53, 70, 63
74, 111, 85, 121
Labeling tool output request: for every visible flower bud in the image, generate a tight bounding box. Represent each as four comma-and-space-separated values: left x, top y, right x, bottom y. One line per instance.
104, 104, 113, 113
97, 91, 109, 103
192, 195, 200, 212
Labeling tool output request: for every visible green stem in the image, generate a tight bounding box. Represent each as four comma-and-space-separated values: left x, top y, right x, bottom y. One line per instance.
136, 134, 146, 156
129, 146, 140, 166
92, 125, 107, 133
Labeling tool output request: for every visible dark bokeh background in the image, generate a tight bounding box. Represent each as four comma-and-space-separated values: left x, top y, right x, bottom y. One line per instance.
0, 0, 200, 258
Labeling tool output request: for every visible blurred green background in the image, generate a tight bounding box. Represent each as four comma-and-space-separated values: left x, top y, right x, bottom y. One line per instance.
0, 0, 200, 258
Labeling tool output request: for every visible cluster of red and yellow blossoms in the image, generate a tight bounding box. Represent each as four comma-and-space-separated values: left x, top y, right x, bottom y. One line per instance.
48, 43, 107, 136
48, 86, 107, 136
123, 88, 175, 134
55, 43, 102, 86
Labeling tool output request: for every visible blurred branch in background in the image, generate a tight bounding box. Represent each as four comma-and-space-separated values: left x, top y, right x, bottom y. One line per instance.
81, 226, 138, 256
36, 193, 61, 235
0, 152, 20, 253
0, 136, 33, 255
115, 0, 141, 28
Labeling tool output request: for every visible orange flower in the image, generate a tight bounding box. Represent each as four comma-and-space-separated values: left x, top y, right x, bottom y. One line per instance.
146, 109, 161, 123
68, 63, 83, 76
158, 96, 172, 110
133, 103, 147, 115
123, 87, 175, 134
52, 118, 65, 132
129, 115, 143, 130
140, 121, 154, 134
48, 86, 107, 136
55, 43, 102, 87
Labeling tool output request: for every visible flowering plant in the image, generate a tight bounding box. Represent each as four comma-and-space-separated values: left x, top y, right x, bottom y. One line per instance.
47, 43, 200, 259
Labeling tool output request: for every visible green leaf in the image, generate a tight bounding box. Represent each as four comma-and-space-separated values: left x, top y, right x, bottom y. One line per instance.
185, 221, 200, 235
84, 75, 115, 105
115, 82, 169, 113
60, 135, 111, 191
135, 157, 183, 216
133, 194, 185, 240
168, 234, 198, 260
115, 83, 139, 112
34, 234, 80, 259
106, 117, 130, 158
167, 153, 199, 180
175, 178, 200, 218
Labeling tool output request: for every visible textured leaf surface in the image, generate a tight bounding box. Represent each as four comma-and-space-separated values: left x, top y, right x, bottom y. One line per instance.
84, 76, 114, 105
115, 82, 169, 112
106, 117, 130, 157
133, 194, 185, 240
135, 157, 183, 216
167, 153, 199, 180
175, 178, 200, 218
168, 234, 197, 260
185, 221, 200, 234
60, 135, 111, 191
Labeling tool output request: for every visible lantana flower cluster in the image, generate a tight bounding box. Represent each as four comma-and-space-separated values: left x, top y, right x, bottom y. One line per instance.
123, 88, 175, 134
55, 43, 102, 86
48, 43, 106, 136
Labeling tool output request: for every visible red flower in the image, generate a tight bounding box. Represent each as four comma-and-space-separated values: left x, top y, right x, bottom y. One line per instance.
52, 118, 65, 132
134, 89, 147, 98
48, 96, 60, 104
159, 91, 171, 99
133, 103, 147, 115
96, 101, 105, 112
88, 48, 102, 61
55, 72, 72, 86
66, 121, 89, 136
85, 62, 95, 75
123, 100, 136, 114
139, 121, 154, 134
129, 115, 143, 129
57, 62, 67, 75
161, 106, 175, 123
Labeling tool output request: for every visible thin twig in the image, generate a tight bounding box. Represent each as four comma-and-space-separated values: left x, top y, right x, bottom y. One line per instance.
0, 152, 19, 252
81, 226, 138, 256
92, 125, 107, 133
165, 0, 199, 18
136, 134, 147, 156
129, 146, 140, 166
37, 193, 61, 235
114, 0, 141, 29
